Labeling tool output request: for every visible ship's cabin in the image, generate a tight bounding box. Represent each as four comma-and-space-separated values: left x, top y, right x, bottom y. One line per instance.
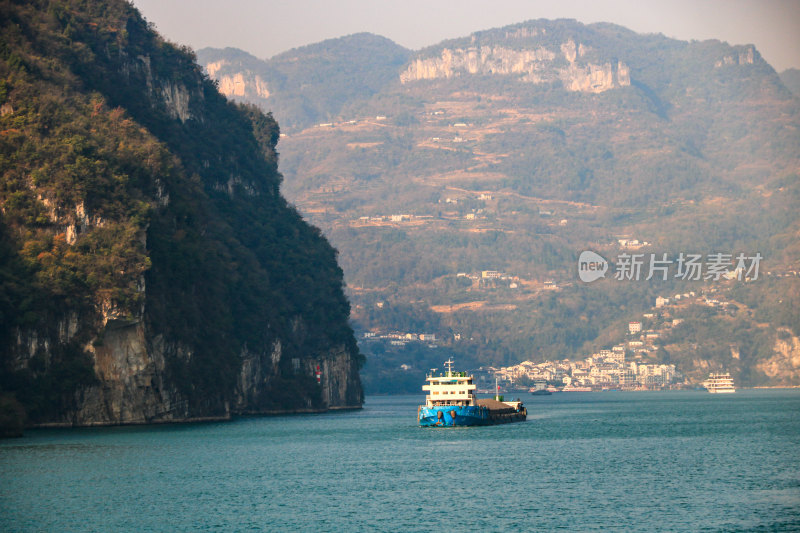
423, 359, 477, 407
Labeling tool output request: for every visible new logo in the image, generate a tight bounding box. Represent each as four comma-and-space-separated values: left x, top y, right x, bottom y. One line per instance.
578, 251, 608, 282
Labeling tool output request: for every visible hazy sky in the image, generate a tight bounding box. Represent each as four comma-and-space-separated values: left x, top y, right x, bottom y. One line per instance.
131, 0, 800, 72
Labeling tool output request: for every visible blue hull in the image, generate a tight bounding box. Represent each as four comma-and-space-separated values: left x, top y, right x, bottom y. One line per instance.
418, 405, 490, 427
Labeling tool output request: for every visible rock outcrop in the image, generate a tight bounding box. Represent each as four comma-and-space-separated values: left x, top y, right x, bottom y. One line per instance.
399, 39, 630, 93
400, 45, 557, 82
206, 60, 271, 100
757, 329, 800, 385
715, 45, 756, 68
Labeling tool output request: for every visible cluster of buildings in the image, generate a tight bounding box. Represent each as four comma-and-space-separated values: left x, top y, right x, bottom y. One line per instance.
365, 270, 783, 388
443, 194, 494, 203
362, 331, 437, 347
457, 269, 511, 280
355, 213, 420, 224
484, 346, 680, 391
616, 237, 652, 249
430, 135, 469, 144
314, 115, 387, 129
352, 205, 493, 224
456, 270, 524, 289
654, 290, 738, 312
454, 271, 560, 291
483, 287, 749, 390
478, 291, 711, 391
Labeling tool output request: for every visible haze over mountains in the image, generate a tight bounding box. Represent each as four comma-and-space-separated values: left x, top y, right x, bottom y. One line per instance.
199, 19, 800, 392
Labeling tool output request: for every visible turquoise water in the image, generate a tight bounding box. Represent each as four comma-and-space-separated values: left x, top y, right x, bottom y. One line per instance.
1, 390, 799, 532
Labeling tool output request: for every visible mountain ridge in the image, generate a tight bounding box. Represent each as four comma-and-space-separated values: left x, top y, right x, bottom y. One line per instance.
199, 19, 796, 131
197, 32, 411, 131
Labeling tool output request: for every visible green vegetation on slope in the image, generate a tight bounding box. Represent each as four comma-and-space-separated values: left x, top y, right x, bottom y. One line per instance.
0, 0, 361, 426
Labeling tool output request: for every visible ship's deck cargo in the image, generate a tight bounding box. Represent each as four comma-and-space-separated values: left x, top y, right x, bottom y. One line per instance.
476, 398, 517, 414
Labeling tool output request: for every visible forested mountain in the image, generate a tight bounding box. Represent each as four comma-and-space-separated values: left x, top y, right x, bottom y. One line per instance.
0, 0, 362, 435
200, 19, 800, 393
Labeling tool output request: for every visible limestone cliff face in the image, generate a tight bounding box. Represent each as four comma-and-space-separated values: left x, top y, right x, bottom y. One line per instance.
314, 345, 363, 408
559, 60, 630, 93
757, 329, 800, 385
715, 45, 756, 68
75, 322, 180, 425
400, 45, 557, 83
233, 337, 362, 414
206, 60, 271, 100
399, 38, 630, 93
133, 54, 197, 123
12, 310, 361, 426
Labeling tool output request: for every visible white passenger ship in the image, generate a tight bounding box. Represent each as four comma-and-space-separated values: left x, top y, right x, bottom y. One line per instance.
702, 372, 736, 393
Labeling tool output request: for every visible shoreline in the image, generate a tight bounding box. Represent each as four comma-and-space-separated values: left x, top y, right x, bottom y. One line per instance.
19, 404, 364, 433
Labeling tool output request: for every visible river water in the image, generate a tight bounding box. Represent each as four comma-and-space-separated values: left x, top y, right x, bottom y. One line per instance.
1, 390, 799, 532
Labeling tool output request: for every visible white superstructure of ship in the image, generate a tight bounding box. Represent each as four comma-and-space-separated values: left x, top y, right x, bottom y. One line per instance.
702, 372, 736, 393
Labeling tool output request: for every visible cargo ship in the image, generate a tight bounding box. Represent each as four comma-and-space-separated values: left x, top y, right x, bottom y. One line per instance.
418, 359, 527, 427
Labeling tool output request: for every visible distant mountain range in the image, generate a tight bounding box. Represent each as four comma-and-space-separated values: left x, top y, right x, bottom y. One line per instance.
197, 20, 800, 391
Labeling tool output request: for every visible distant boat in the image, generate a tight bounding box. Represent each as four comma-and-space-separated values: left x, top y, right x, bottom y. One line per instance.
702, 373, 736, 393
529, 380, 552, 395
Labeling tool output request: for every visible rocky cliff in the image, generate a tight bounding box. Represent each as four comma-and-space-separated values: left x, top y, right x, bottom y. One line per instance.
400, 38, 630, 93
757, 329, 800, 386
0, 0, 362, 430
206, 60, 271, 100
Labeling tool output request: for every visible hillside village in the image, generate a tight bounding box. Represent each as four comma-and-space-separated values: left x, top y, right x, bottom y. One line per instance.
467, 290, 734, 391
478, 276, 800, 390
361, 275, 800, 391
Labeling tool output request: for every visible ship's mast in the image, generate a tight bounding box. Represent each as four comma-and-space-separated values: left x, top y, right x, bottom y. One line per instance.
444, 358, 454, 377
